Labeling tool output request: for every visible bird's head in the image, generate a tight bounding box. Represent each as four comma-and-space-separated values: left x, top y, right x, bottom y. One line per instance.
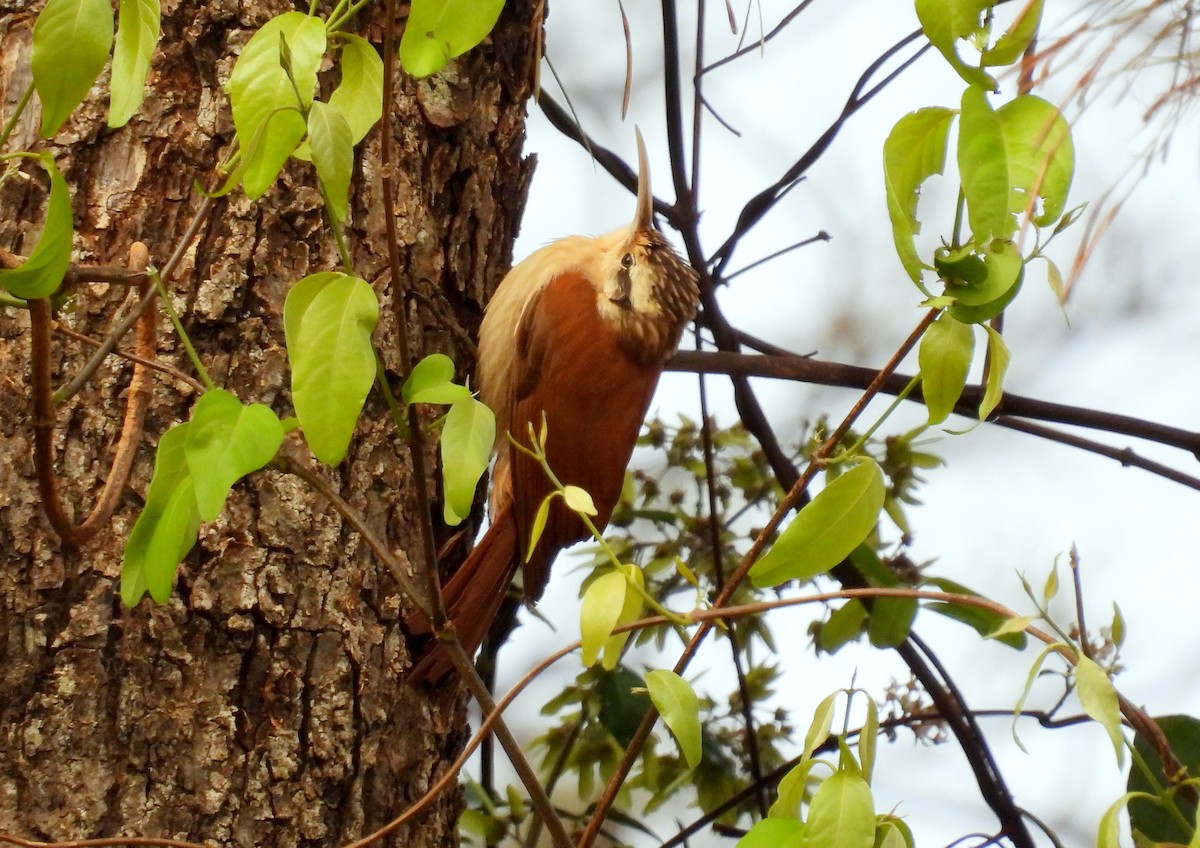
592, 130, 700, 363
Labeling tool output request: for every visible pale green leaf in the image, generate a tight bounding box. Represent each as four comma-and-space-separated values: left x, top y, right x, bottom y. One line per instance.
562, 485, 597, 516
919, 314, 974, 425
859, 698, 879, 782
184, 389, 285, 522
328, 34, 384, 144
0, 154, 73, 299
876, 819, 914, 848
914, 0, 996, 88
982, 0, 1044, 67
122, 423, 200, 605
441, 396, 494, 525
1076, 656, 1125, 765
600, 565, 644, 669
109, 0, 160, 127
307, 101, 353, 223
526, 494, 552, 562
816, 599, 867, 653
227, 11, 326, 198
291, 274, 380, 465
883, 107, 956, 288
997, 94, 1074, 226
987, 614, 1034, 638
751, 460, 886, 587
797, 769, 876, 848
959, 85, 1012, 243
580, 570, 628, 667
770, 760, 818, 819
645, 669, 702, 769
32, 0, 114, 137
736, 819, 805, 848
1045, 256, 1066, 304
804, 691, 838, 762
1111, 602, 1126, 648
400, 0, 506, 78
283, 271, 344, 361
979, 324, 1012, 419
403, 352, 471, 405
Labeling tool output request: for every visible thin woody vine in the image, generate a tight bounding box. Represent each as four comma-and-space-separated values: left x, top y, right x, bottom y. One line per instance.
2, 1, 1199, 848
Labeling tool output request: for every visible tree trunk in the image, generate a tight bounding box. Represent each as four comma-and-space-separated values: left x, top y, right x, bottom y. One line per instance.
0, 2, 536, 845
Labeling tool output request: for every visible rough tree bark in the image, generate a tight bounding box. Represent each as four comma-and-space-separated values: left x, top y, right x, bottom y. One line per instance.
0, 1, 536, 845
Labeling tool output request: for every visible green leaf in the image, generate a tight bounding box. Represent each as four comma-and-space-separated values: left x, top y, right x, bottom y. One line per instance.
940, 238, 1023, 306
914, 0, 996, 88
596, 667, 649, 748
403, 352, 471, 405
982, 0, 1044, 67
859, 698, 879, 781
803, 691, 838, 762
122, 423, 201, 605
307, 101, 353, 223
283, 271, 343, 359
924, 577, 1027, 649
996, 94, 1074, 226
562, 485, 597, 516
291, 274, 379, 465
645, 669, 702, 769
184, 389, 284, 522
580, 570, 629, 668
329, 34, 384, 144
1128, 715, 1200, 844
771, 760, 818, 819
109, 0, 160, 128
1044, 256, 1066, 304
816, 600, 867, 653
751, 460, 886, 588
0, 155, 73, 299
441, 396, 495, 525
736, 819, 805, 848
400, 0, 506, 78
979, 325, 1011, 419
919, 314, 974, 425
797, 769, 876, 848
31, 0, 114, 137
227, 11, 326, 198
959, 85, 1012, 243
876, 818, 914, 848
527, 493, 553, 560
883, 107, 956, 288
986, 614, 1034, 638
947, 269, 1023, 324
1076, 656, 1125, 765
868, 596, 918, 648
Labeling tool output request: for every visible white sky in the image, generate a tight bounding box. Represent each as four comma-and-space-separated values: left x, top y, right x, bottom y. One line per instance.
483, 2, 1200, 845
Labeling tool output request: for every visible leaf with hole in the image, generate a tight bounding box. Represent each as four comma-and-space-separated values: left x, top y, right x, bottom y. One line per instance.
0, 155, 73, 299
981, 0, 1044, 67
751, 460, 885, 588
400, 0, 506, 78
914, 0, 995, 88
997, 94, 1074, 227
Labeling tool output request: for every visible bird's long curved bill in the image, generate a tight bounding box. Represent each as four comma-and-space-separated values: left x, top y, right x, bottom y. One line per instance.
633, 128, 653, 230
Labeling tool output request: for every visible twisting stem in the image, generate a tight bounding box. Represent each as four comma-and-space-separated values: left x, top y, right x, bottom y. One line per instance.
30, 244, 156, 545
578, 310, 939, 848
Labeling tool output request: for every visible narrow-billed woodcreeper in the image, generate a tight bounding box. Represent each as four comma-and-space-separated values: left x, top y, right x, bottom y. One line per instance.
412, 133, 700, 680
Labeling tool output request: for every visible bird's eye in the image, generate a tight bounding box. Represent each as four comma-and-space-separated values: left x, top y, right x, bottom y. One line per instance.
621, 252, 634, 269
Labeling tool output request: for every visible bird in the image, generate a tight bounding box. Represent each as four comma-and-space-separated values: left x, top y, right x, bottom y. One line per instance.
409, 131, 700, 681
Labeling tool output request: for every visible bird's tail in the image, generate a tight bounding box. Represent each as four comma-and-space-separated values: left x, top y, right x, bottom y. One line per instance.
408, 511, 520, 683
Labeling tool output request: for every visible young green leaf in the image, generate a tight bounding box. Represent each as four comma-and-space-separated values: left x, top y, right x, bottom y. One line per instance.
403, 352, 471, 405
600, 565, 645, 669
816, 600, 867, 653
979, 325, 1012, 419
226, 11, 326, 198
1076, 655, 1125, 765
109, 0, 161, 128
883, 107, 956, 288
859, 698, 879, 782
942, 239, 1022, 307
307, 101, 353, 224
797, 769, 876, 848
562, 485, 597, 516
981, 0, 1045, 67
328, 34, 384, 144
959, 85, 1012, 244
736, 818, 805, 848
645, 669, 702, 769
183, 389, 285, 522
914, 0, 995, 89
291, 274, 379, 465
986, 614, 1035, 638
875, 819, 913, 848
580, 570, 629, 667
770, 760, 818, 819
0, 154, 73, 299
283, 271, 343, 359
31, 0, 114, 137
803, 691, 838, 762
526, 493, 553, 561
918, 314, 974, 425
400, 0, 506, 78
751, 460, 886, 588
997, 94, 1074, 227
867, 596, 918, 648
122, 423, 201, 605
441, 396, 495, 525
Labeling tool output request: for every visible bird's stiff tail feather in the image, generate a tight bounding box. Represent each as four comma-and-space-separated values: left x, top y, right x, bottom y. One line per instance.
408, 510, 520, 683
